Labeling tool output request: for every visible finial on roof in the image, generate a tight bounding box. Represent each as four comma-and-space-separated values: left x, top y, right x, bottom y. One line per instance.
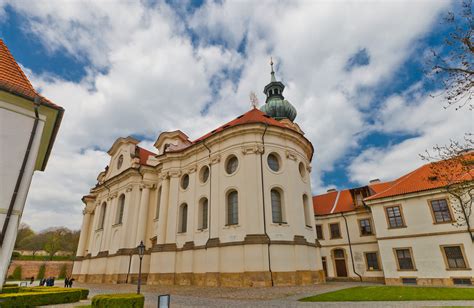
270, 57, 276, 82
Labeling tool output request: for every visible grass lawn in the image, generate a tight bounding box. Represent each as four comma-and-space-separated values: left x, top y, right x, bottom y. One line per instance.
300, 286, 474, 302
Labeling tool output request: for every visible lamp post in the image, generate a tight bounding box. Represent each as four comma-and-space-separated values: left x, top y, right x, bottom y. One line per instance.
137, 241, 145, 294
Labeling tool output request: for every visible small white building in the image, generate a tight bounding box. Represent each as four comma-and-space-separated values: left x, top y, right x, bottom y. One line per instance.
0, 39, 64, 287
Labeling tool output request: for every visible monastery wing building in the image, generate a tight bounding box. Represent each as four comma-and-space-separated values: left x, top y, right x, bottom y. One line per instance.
73, 66, 325, 287
314, 155, 474, 286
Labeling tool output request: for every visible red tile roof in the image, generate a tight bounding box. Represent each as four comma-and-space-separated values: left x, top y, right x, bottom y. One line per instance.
365, 155, 473, 201
0, 39, 62, 110
137, 146, 156, 166
193, 108, 287, 143
313, 154, 473, 214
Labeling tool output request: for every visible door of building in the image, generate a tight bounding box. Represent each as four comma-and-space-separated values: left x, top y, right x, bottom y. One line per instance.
333, 249, 347, 277
322, 257, 328, 278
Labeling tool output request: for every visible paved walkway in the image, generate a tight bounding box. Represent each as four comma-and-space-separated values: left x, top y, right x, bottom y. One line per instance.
37, 281, 474, 307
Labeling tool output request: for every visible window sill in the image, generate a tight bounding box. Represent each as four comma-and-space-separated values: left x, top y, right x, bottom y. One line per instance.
95, 228, 104, 232
446, 267, 471, 271
305, 225, 313, 229
397, 269, 417, 272
330, 236, 342, 240
224, 224, 240, 229
272, 222, 289, 227
153, 218, 159, 222
196, 228, 208, 233
366, 269, 382, 272
432, 221, 454, 225
177, 232, 187, 235
112, 223, 122, 228
360, 233, 374, 237
388, 226, 407, 230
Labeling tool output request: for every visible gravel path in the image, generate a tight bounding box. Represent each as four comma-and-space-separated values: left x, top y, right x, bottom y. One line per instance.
39, 281, 474, 307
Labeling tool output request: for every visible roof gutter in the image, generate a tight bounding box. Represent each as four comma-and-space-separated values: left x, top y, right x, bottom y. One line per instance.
0, 96, 41, 246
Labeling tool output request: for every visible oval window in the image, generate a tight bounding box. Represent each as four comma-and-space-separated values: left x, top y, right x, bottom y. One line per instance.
181, 174, 189, 189
200, 166, 210, 183
267, 153, 280, 172
299, 162, 306, 179
226, 155, 239, 175
117, 154, 124, 170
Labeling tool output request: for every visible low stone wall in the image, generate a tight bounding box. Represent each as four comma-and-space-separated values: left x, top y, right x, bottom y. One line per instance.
7, 260, 73, 279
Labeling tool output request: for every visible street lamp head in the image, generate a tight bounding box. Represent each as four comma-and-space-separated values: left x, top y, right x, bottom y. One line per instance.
137, 241, 145, 259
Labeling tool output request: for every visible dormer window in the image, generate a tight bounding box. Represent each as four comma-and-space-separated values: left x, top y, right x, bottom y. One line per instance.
117, 155, 124, 170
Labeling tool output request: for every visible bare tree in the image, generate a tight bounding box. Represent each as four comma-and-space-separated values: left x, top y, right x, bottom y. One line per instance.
420, 136, 474, 241
428, 0, 473, 110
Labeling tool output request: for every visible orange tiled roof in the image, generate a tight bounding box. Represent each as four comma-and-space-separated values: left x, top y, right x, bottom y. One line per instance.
0, 39, 62, 110
137, 146, 156, 166
193, 108, 287, 143
365, 155, 473, 201
313, 189, 359, 215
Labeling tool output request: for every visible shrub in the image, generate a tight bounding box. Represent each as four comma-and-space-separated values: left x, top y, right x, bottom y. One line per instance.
91, 293, 144, 308
0, 288, 82, 307
58, 264, 68, 279
11, 251, 21, 259
12, 266, 22, 280
37, 264, 46, 280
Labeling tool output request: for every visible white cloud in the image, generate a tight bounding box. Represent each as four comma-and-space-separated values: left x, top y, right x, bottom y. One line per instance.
1, 0, 462, 230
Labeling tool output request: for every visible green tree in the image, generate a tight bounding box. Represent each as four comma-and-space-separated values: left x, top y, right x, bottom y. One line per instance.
14, 223, 35, 249
37, 264, 46, 280
58, 264, 68, 279
12, 266, 22, 280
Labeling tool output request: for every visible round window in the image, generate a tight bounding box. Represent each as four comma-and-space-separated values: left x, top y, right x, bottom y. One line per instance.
117, 155, 124, 170
226, 155, 239, 175
181, 174, 189, 189
267, 153, 280, 172
299, 162, 306, 179
200, 166, 210, 183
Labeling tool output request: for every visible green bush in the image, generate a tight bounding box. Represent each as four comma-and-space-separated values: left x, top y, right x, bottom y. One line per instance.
1, 286, 20, 294
91, 293, 144, 308
58, 264, 68, 279
0, 289, 81, 307
37, 263, 46, 280
12, 265, 22, 280
11, 251, 21, 258
20, 287, 88, 299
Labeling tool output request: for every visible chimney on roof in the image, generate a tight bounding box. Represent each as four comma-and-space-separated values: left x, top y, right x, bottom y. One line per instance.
369, 178, 381, 184
327, 188, 337, 193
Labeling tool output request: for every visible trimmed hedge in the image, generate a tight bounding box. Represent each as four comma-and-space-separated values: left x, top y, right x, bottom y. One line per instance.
91, 293, 144, 308
19, 287, 89, 300
2, 284, 18, 287
1, 286, 20, 294
12, 265, 22, 280
0, 289, 81, 307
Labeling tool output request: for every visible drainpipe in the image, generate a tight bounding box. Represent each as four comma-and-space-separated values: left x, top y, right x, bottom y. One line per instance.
259, 123, 274, 286
341, 212, 362, 281
0, 96, 41, 246
203, 141, 212, 248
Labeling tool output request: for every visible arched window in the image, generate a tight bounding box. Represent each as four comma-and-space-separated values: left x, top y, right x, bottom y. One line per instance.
98, 202, 107, 230
303, 194, 312, 227
155, 186, 162, 219
116, 194, 125, 224
227, 190, 238, 225
199, 197, 208, 230
271, 189, 283, 223
178, 203, 188, 233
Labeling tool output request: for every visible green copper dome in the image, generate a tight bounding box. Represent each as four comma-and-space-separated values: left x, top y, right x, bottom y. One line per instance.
260, 97, 297, 121
259, 58, 297, 122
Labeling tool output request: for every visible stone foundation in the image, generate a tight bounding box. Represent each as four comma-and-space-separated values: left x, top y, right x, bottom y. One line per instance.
74, 270, 325, 287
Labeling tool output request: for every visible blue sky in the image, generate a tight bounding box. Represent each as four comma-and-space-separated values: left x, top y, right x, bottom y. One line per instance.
1, 0, 471, 230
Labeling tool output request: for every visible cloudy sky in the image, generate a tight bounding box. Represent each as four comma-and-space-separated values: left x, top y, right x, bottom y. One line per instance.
1, 0, 471, 231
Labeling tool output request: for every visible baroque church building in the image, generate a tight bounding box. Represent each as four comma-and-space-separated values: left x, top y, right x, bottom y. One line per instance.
73, 66, 325, 287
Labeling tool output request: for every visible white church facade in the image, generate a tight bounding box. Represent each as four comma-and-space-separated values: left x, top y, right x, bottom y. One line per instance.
72, 66, 325, 287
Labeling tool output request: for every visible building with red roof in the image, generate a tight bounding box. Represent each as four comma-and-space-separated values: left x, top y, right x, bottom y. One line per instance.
0, 39, 63, 288
313, 154, 473, 286
73, 64, 324, 287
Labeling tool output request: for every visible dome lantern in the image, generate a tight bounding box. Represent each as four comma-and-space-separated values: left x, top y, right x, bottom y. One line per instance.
260, 58, 297, 122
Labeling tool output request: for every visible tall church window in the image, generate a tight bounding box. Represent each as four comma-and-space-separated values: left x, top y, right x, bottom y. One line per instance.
303, 194, 312, 227
178, 203, 188, 233
98, 202, 106, 230
227, 190, 238, 225
155, 186, 162, 219
271, 189, 284, 223
116, 194, 125, 224
198, 197, 208, 230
